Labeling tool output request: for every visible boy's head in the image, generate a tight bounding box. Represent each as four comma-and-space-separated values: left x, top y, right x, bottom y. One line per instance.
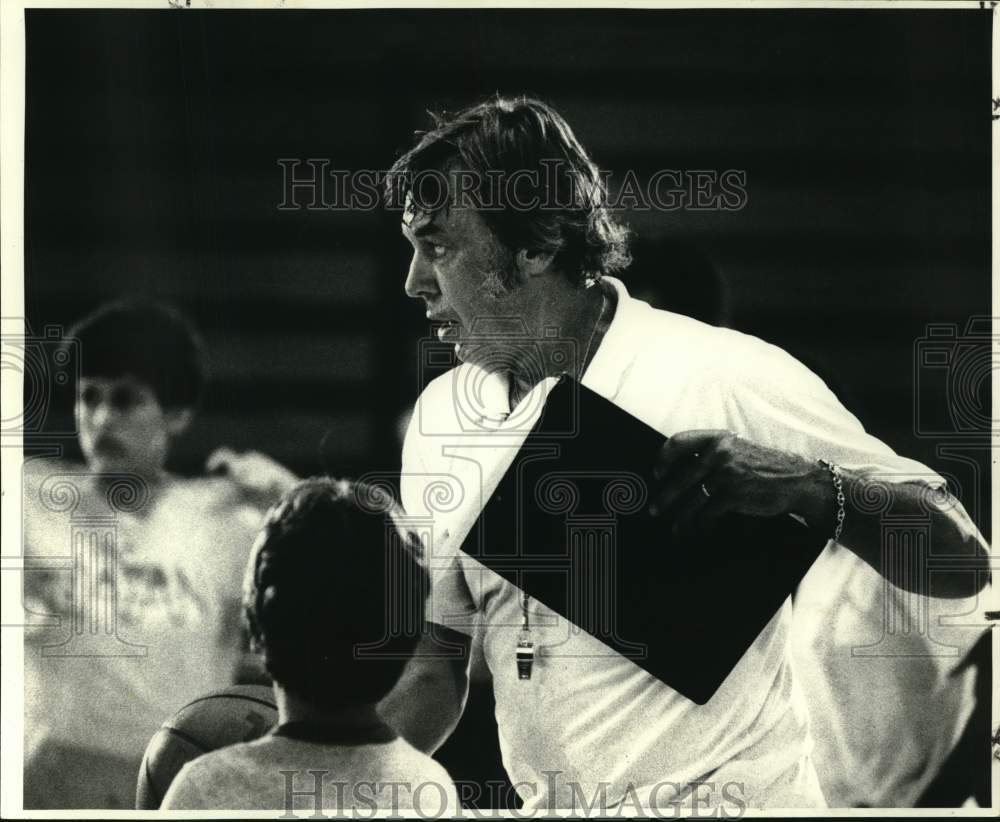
244, 478, 429, 709
66, 300, 205, 475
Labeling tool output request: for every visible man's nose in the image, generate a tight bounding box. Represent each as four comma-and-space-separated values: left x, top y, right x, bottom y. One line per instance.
404, 252, 437, 300
88, 401, 115, 430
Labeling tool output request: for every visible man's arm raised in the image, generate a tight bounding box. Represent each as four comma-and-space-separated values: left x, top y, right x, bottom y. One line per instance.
378, 625, 471, 755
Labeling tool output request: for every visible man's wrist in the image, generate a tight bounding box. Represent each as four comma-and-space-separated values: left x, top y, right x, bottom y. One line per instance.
794, 460, 840, 537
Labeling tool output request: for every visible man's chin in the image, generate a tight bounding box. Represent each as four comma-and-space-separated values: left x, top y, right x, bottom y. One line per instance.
452, 340, 476, 365
85, 455, 145, 477
452, 341, 518, 375
454, 346, 499, 377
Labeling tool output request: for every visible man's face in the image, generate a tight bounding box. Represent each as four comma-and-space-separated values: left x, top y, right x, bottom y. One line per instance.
76, 375, 178, 475
402, 202, 529, 371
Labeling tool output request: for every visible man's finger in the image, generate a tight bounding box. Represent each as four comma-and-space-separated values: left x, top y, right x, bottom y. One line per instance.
650, 453, 720, 515
690, 494, 735, 537
653, 430, 730, 480
205, 447, 237, 474
665, 480, 714, 535
672, 487, 736, 543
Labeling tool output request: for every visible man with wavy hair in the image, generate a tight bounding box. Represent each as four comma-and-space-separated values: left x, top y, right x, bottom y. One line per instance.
379, 96, 990, 812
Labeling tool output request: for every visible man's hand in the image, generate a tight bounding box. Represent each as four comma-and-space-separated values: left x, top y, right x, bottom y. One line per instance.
205, 447, 299, 507
649, 429, 832, 539
650, 430, 991, 598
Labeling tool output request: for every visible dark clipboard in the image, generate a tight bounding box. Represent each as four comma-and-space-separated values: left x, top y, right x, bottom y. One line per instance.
458, 376, 828, 705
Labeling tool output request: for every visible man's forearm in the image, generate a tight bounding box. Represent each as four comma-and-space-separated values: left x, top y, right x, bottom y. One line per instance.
650, 430, 990, 598
797, 465, 991, 599
378, 629, 471, 754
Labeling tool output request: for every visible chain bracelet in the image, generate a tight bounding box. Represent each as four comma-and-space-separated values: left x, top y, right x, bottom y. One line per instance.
818, 459, 846, 543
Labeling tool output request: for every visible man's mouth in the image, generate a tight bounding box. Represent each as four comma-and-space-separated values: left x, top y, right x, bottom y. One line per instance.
435, 320, 460, 342
94, 438, 126, 457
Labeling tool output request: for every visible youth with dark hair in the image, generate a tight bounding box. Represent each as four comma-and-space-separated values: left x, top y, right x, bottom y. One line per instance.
22, 299, 298, 809
161, 478, 459, 814
67, 299, 206, 477
381, 96, 991, 811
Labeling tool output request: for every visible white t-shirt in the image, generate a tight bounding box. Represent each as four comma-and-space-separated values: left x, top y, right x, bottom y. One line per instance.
22, 461, 266, 808
401, 277, 944, 813
162, 732, 461, 813
790, 544, 986, 807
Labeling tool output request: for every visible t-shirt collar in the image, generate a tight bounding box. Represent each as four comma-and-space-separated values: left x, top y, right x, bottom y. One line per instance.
580, 276, 636, 402
474, 276, 638, 421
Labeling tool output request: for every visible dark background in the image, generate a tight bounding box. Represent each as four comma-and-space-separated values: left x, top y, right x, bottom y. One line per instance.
22, 7, 993, 806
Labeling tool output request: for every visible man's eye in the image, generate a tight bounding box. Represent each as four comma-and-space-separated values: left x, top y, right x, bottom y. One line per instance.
430, 244, 447, 259
110, 387, 139, 411
81, 386, 100, 406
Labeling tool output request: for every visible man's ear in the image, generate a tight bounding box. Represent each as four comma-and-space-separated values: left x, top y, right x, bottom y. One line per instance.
164, 407, 194, 436
515, 248, 556, 280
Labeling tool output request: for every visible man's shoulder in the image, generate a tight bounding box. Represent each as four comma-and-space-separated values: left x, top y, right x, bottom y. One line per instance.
389, 735, 452, 775
175, 474, 249, 506
21, 454, 80, 479
405, 362, 501, 445
178, 745, 239, 776
630, 303, 827, 395
169, 476, 267, 530
21, 456, 90, 500
633, 301, 780, 362
177, 737, 271, 781
412, 363, 475, 416
142, 479, 260, 598
21, 458, 102, 530
162, 745, 247, 809
381, 739, 459, 808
